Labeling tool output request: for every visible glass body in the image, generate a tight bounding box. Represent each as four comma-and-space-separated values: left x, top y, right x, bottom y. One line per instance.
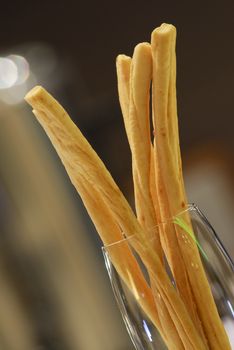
102, 204, 234, 350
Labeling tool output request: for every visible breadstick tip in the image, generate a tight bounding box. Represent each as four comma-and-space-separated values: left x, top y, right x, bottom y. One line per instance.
133, 42, 152, 58
116, 54, 131, 66
24, 85, 46, 106
116, 55, 132, 83
151, 23, 176, 46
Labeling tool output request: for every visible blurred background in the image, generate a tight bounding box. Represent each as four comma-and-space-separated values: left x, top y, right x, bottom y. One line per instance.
0, 0, 234, 349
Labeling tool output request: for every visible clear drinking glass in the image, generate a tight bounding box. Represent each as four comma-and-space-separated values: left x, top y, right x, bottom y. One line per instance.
102, 204, 234, 350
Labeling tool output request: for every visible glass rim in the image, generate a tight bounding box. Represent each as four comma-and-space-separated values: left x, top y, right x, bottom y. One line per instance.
102, 203, 199, 250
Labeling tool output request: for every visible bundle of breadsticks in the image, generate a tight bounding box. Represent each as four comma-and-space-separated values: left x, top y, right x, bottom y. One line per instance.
25, 23, 231, 349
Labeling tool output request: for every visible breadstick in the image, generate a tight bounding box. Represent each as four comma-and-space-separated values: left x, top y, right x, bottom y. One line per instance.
32, 108, 173, 348
135, 240, 207, 350
151, 22, 205, 336
32, 107, 167, 340
151, 23, 231, 349
117, 52, 184, 350
168, 26, 231, 350
150, 24, 206, 344
150, 279, 184, 350
116, 55, 132, 143
25, 86, 207, 349
25, 87, 143, 242
117, 45, 162, 256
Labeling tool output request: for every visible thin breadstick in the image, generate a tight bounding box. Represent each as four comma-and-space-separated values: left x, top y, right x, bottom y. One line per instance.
117, 45, 162, 256
151, 23, 231, 349
151, 23, 205, 338
155, 146, 199, 329
117, 52, 184, 350
168, 26, 231, 350
151, 279, 184, 350
25, 86, 207, 349
158, 287, 196, 349
70, 183, 163, 335
25, 87, 143, 242
33, 107, 166, 340
135, 239, 207, 350
116, 55, 131, 143
149, 146, 168, 260
32, 110, 171, 348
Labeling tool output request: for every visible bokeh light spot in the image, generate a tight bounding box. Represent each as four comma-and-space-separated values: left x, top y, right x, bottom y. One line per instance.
0, 58, 18, 89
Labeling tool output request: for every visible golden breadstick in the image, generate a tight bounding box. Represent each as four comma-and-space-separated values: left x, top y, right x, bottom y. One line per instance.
128, 44, 157, 228
150, 278, 185, 350
70, 184, 162, 334
135, 241, 207, 350
25, 86, 207, 349
151, 22, 205, 335
158, 287, 197, 350
32, 108, 172, 348
33, 107, 166, 340
116, 54, 132, 143
117, 45, 161, 255
168, 28, 231, 350
117, 52, 185, 350
151, 23, 231, 349
155, 147, 199, 332
25, 87, 144, 242
149, 24, 207, 344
